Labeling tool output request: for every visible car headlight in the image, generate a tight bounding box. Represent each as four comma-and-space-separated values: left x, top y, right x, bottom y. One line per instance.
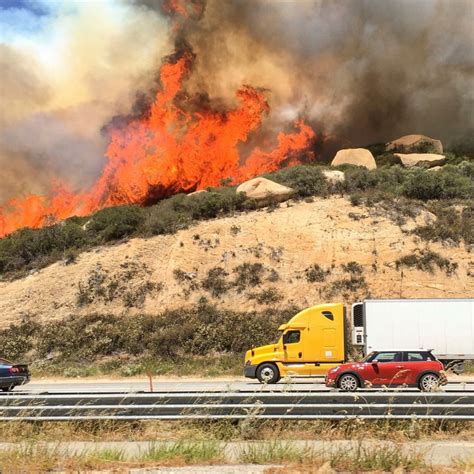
329, 367, 340, 374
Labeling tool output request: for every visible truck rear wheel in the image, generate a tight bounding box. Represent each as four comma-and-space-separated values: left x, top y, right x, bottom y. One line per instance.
256, 363, 280, 384
338, 374, 359, 392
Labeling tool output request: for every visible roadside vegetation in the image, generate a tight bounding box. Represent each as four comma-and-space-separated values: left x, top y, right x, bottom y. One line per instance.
0, 419, 471, 471
0, 152, 472, 280
0, 304, 296, 377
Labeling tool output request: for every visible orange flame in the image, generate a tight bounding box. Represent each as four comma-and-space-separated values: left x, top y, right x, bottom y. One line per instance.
0, 51, 316, 238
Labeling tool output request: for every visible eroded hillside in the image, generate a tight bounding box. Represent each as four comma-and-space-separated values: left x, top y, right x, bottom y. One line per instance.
1, 196, 472, 328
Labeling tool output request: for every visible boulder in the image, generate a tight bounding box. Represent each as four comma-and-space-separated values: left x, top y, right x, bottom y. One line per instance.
236, 177, 294, 203
386, 134, 443, 154
394, 153, 446, 168
331, 148, 377, 170
322, 170, 345, 184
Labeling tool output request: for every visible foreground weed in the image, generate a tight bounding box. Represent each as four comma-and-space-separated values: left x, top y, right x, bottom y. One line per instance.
326, 442, 426, 471
238, 441, 315, 464
0, 445, 64, 472
88, 447, 126, 462
140, 441, 223, 464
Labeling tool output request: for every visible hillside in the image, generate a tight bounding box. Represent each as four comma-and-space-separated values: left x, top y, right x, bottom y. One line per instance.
1, 195, 472, 329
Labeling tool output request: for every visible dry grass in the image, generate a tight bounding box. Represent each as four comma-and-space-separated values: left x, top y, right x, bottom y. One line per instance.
0, 418, 472, 444
239, 441, 427, 471
0, 441, 224, 472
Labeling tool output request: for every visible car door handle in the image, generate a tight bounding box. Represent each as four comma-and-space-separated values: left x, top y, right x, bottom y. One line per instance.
395, 366, 404, 369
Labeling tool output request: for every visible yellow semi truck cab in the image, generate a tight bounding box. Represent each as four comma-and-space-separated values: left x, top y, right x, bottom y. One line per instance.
244, 303, 346, 383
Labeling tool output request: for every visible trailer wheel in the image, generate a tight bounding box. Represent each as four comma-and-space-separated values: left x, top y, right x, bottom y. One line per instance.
419, 373, 440, 392
338, 374, 359, 392
256, 363, 280, 384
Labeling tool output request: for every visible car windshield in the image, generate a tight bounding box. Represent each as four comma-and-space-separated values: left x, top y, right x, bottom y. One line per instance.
360, 352, 375, 363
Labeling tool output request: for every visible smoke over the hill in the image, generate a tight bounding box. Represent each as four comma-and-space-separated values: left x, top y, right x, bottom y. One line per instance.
0, 0, 473, 234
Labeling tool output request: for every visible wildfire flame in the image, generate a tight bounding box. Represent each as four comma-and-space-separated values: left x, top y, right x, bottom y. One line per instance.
0, 2, 316, 238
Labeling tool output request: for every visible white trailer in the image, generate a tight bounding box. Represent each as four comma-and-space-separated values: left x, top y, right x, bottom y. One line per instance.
351, 298, 474, 370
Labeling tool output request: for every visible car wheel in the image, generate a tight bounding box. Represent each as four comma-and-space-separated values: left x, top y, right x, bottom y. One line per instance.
338, 374, 359, 392
419, 373, 440, 392
256, 363, 280, 384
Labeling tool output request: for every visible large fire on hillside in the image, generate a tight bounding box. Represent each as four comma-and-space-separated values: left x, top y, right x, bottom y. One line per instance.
0, 1, 315, 237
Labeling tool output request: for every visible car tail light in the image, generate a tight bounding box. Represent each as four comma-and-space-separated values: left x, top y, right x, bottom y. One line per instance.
9, 367, 19, 374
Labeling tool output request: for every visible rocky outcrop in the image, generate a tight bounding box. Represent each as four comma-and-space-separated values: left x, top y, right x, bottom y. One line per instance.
322, 170, 345, 184
387, 134, 443, 154
331, 148, 377, 170
236, 177, 294, 203
395, 153, 446, 168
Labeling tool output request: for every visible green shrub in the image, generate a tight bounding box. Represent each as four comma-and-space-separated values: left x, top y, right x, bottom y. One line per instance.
375, 153, 403, 167
0, 305, 297, 362
88, 206, 145, 242
248, 287, 283, 305
233, 263, 265, 292
402, 169, 473, 200
201, 267, 230, 297
349, 194, 362, 206
342, 261, 364, 275
343, 167, 380, 192
266, 165, 328, 197
395, 250, 457, 275
0, 319, 39, 361
414, 204, 473, 246
304, 264, 329, 283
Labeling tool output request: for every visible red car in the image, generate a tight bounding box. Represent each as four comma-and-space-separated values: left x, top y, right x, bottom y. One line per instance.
325, 350, 447, 391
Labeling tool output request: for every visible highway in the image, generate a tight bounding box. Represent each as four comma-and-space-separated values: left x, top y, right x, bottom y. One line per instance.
1, 378, 473, 421
17, 378, 474, 393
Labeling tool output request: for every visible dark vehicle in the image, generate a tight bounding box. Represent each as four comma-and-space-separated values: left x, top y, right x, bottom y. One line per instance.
325, 350, 447, 392
0, 358, 30, 392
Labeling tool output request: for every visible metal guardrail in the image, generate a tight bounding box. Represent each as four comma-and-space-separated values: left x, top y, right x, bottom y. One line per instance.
0, 391, 472, 421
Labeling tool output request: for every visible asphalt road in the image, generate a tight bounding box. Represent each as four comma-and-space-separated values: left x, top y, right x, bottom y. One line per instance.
17, 378, 474, 393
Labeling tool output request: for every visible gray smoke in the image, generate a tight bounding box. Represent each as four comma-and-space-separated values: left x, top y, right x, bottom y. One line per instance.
1, 0, 472, 203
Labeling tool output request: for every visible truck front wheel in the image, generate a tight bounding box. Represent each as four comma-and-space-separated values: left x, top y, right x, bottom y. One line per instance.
256, 363, 280, 384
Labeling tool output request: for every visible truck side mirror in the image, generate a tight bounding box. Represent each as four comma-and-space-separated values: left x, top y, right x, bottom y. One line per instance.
372, 359, 379, 365
283, 345, 287, 351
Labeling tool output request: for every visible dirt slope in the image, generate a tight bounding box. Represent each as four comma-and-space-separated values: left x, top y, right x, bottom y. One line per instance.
0, 197, 472, 328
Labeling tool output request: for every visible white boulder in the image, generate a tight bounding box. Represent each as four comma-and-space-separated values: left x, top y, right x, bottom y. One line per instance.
387, 134, 443, 154
331, 148, 377, 170
236, 177, 294, 202
394, 153, 446, 168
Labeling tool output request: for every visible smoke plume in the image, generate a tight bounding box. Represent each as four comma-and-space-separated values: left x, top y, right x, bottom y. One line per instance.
0, 0, 472, 220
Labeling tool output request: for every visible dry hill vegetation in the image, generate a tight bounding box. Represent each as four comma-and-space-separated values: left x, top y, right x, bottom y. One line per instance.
0, 150, 472, 376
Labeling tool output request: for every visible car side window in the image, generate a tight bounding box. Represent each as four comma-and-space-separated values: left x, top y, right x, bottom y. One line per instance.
376, 352, 401, 363
283, 330, 301, 344
406, 352, 425, 361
